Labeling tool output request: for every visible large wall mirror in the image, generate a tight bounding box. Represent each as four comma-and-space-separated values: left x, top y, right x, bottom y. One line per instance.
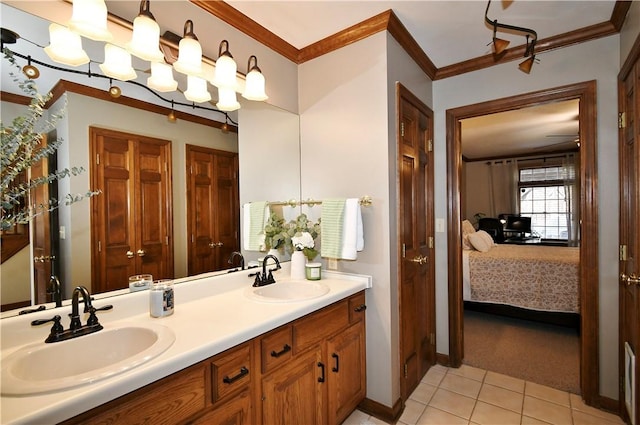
0, 3, 301, 313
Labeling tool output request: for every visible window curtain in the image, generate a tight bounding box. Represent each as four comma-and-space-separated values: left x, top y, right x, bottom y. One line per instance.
563, 154, 580, 246
487, 160, 519, 217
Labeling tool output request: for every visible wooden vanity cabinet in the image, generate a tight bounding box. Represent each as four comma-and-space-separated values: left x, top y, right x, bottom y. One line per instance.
59, 291, 365, 425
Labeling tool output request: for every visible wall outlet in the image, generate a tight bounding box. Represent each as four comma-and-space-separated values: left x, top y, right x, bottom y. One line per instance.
328, 258, 338, 270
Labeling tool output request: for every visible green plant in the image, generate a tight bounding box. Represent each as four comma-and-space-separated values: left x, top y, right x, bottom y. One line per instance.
284, 213, 321, 260
263, 212, 286, 251
1, 49, 98, 231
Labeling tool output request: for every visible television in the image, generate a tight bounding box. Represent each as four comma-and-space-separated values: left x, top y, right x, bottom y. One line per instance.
504, 215, 532, 235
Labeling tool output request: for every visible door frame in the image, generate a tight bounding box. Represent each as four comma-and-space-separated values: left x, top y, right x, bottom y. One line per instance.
446, 81, 599, 405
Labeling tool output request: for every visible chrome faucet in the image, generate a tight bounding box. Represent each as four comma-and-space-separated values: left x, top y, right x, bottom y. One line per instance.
251, 254, 281, 287
227, 251, 245, 271
31, 285, 113, 343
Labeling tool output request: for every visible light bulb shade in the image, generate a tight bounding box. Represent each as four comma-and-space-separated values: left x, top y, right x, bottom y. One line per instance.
184, 75, 211, 103
173, 20, 202, 76
147, 62, 178, 92
213, 41, 237, 89
127, 15, 164, 62
99, 44, 137, 81
217, 87, 240, 111
242, 69, 268, 101
493, 37, 510, 55
44, 23, 90, 67
68, 0, 113, 42
518, 56, 535, 74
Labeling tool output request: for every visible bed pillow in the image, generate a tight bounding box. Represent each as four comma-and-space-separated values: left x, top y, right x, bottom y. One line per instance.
461, 220, 476, 250
468, 230, 494, 252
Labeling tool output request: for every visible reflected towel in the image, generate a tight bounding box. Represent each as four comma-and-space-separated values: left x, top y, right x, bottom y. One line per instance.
243, 201, 268, 251
320, 199, 346, 258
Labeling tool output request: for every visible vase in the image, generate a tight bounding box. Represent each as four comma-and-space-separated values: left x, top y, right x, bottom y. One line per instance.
290, 250, 306, 280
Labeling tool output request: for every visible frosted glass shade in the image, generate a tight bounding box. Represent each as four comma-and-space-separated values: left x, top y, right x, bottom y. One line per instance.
99, 44, 137, 81
242, 68, 268, 101
44, 23, 89, 67
213, 54, 237, 89
127, 14, 164, 62
68, 0, 112, 42
173, 37, 202, 76
217, 87, 240, 112
184, 75, 211, 103
147, 62, 178, 92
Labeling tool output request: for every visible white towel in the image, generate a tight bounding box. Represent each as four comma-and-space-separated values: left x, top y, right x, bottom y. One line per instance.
340, 198, 364, 260
242, 202, 269, 251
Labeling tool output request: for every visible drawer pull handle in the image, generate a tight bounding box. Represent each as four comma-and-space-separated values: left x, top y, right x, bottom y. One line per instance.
332, 353, 339, 372
354, 304, 367, 312
318, 362, 325, 383
270, 344, 291, 358
223, 366, 249, 384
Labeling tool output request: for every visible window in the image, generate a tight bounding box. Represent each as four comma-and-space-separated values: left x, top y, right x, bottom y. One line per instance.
518, 165, 575, 240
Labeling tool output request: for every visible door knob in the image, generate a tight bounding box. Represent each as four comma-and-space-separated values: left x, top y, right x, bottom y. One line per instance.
126, 251, 134, 259
621, 273, 640, 286
408, 255, 427, 265
209, 241, 224, 248
137, 249, 146, 257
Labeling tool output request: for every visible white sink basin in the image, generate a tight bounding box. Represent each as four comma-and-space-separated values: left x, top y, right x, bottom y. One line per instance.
245, 281, 330, 303
1, 323, 175, 396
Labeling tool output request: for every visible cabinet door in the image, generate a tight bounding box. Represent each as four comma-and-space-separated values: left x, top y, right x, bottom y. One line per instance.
326, 321, 366, 425
261, 347, 325, 425
189, 390, 251, 425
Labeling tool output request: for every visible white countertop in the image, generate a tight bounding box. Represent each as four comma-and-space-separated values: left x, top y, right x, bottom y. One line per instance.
0, 266, 372, 424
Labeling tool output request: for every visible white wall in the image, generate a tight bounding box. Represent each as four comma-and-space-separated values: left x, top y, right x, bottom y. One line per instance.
298, 30, 432, 409
433, 34, 620, 399
620, 1, 640, 67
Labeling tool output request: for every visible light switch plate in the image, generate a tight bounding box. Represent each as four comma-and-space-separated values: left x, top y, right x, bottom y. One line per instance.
436, 218, 445, 233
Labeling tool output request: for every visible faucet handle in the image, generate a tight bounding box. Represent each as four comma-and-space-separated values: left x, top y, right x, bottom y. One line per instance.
31, 315, 64, 343
252, 272, 262, 287
87, 305, 113, 326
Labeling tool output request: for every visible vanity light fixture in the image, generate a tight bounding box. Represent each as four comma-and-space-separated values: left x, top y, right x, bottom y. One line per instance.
173, 20, 203, 77
242, 55, 268, 101
99, 44, 137, 81
44, 23, 90, 67
213, 40, 237, 89
184, 75, 211, 103
68, 0, 113, 42
147, 61, 178, 92
126, 0, 164, 63
216, 86, 240, 112
485, 0, 538, 73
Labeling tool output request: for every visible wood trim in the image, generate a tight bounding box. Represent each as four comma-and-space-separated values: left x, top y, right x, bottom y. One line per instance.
44, 80, 236, 133
298, 10, 391, 64
190, 0, 298, 62
358, 396, 404, 424
446, 81, 600, 404
0, 300, 31, 312
435, 21, 618, 80
0, 91, 32, 105
198, 1, 629, 79
435, 353, 450, 367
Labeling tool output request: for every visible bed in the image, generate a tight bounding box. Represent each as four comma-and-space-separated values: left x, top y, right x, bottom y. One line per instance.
462, 242, 580, 327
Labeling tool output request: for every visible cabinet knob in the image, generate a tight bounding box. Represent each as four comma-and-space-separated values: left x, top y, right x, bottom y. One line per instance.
137, 249, 146, 257
354, 304, 367, 312
126, 250, 134, 259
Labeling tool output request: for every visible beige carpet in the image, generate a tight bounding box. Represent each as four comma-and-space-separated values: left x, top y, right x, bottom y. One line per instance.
463, 310, 581, 394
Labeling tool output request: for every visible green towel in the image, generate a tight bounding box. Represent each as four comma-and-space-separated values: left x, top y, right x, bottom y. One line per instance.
249, 201, 268, 250
321, 199, 346, 258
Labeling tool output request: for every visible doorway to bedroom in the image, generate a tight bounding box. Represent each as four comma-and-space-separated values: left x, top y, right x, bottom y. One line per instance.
446, 81, 599, 404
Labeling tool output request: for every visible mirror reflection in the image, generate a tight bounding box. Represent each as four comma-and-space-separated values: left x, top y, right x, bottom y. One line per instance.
0, 3, 301, 313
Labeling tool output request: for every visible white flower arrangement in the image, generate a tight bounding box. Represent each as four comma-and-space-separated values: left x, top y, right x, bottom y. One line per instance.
292, 231, 315, 251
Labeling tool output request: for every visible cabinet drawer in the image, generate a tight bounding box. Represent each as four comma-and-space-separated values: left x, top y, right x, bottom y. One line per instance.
211, 343, 252, 404
260, 325, 293, 373
349, 291, 367, 323
293, 299, 349, 353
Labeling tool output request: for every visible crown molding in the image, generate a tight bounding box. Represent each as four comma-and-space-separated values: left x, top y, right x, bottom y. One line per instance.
199, 1, 630, 80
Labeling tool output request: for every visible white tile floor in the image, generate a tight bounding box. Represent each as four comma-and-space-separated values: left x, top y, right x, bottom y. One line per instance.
343, 364, 624, 425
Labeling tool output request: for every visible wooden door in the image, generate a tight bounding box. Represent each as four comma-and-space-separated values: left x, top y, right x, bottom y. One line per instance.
187, 145, 239, 275
91, 128, 173, 293
261, 348, 325, 425
619, 52, 640, 425
326, 321, 366, 425
397, 83, 436, 400
31, 134, 52, 304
